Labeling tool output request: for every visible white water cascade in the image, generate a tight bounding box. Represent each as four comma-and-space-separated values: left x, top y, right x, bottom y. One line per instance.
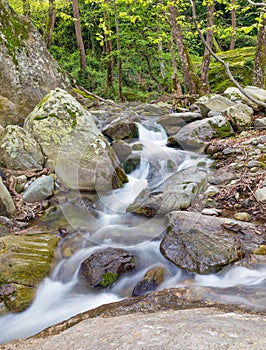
0, 121, 265, 344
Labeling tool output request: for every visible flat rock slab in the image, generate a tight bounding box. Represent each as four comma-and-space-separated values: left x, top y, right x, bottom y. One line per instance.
2, 308, 266, 350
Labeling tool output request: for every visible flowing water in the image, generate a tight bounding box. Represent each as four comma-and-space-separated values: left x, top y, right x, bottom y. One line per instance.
0, 120, 265, 344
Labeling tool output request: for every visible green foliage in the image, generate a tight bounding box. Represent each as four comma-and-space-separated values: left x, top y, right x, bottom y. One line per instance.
100, 272, 118, 288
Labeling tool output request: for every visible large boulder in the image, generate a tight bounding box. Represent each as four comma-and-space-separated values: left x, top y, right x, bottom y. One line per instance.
224, 86, 266, 111
0, 231, 59, 314
79, 248, 136, 288
160, 211, 265, 274
197, 95, 234, 117
0, 177, 16, 217
157, 112, 201, 136
0, 125, 44, 170
0, 0, 70, 126
225, 102, 253, 132
24, 88, 128, 191
168, 116, 234, 152
127, 166, 207, 217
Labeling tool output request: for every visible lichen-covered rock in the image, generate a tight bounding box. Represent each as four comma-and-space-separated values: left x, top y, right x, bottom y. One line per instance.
197, 95, 234, 117
127, 166, 207, 217
24, 88, 128, 191
0, 0, 71, 126
254, 117, 266, 130
224, 86, 266, 111
132, 266, 166, 296
160, 211, 265, 274
0, 125, 44, 170
22, 175, 54, 202
225, 102, 253, 132
168, 116, 234, 152
0, 177, 15, 217
0, 231, 59, 313
157, 112, 201, 136
79, 248, 135, 288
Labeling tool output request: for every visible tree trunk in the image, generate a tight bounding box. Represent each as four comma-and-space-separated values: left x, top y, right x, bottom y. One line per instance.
72, 0, 86, 71
143, 53, 161, 91
158, 40, 166, 80
230, 0, 237, 50
201, 2, 215, 94
104, 2, 114, 94
113, 0, 123, 101
168, 4, 201, 94
45, 0, 56, 49
22, 0, 30, 17
170, 35, 182, 95
252, 9, 266, 87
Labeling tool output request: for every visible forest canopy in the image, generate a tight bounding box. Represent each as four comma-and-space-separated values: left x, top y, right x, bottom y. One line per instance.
8, 0, 266, 101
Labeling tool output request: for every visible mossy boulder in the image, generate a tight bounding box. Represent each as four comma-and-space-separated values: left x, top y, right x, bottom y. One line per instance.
0, 0, 70, 126
0, 231, 59, 313
225, 102, 253, 132
0, 125, 44, 170
24, 88, 128, 192
132, 266, 166, 296
168, 116, 234, 152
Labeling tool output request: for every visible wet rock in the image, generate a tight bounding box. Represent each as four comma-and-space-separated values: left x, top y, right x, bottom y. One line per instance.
132, 266, 166, 296
79, 248, 135, 288
0, 125, 44, 170
0, 231, 59, 313
102, 121, 139, 141
168, 116, 234, 152
225, 103, 253, 132
0, 0, 70, 126
127, 166, 207, 217
160, 211, 265, 274
22, 175, 55, 202
157, 112, 201, 136
254, 187, 266, 204
0, 177, 15, 217
123, 154, 141, 174
111, 140, 132, 162
197, 94, 234, 117
24, 88, 128, 192
254, 117, 266, 130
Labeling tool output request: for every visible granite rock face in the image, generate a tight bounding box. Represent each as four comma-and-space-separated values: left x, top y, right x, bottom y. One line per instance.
0, 0, 70, 126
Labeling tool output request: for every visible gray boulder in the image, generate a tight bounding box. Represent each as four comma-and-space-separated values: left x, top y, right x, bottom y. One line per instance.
0, 125, 44, 170
22, 175, 54, 203
254, 117, 266, 130
0, 0, 70, 126
157, 112, 201, 136
79, 248, 136, 288
24, 88, 128, 192
127, 166, 207, 217
197, 95, 234, 117
102, 114, 139, 141
168, 116, 234, 152
111, 140, 132, 162
0, 177, 16, 217
160, 211, 265, 274
224, 86, 266, 111
225, 102, 253, 132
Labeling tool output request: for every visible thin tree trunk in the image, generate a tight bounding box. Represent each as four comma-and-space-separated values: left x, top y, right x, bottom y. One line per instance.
168, 4, 201, 94
113, 0, 123, 101
158, 40, 166, 80
143, 53, 161, 91
22, 0, 30, 17
45, 0, 56, 49
104, 1, 114, 94
72, 0, 86, 71
201, 2, 215, 94
252, 9, 266, 87
230, 0, 237, 50
170, 35, 182, 95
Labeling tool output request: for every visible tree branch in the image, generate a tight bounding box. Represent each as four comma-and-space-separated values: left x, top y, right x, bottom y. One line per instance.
247, 0, 266, 7
190, 0, 266, 108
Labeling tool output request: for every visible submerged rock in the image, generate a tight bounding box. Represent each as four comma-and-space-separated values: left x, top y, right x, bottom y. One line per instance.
127, 166, 207, 217
0, 0, 70, 126
24, 88, 128, 192
79, 248, 135, 289
132, 266, 166, 296
0, 125, 44, 170
160, 211, 265, 274
0, 177, 15, 217
0, 231, 59, 313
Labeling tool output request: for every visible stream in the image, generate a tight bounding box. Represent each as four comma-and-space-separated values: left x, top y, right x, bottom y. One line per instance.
0, 120, 265, 344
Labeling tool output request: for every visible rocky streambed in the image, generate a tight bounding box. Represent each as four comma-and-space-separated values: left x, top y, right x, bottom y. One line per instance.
0, 86, 265, 344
